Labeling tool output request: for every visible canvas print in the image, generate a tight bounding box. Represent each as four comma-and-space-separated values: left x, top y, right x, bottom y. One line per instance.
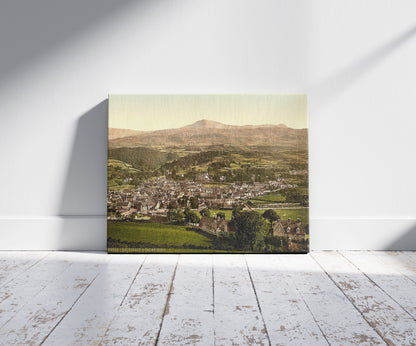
107, 95, 309, 253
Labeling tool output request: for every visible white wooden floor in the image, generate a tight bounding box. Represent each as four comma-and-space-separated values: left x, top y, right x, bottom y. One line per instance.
0, 252, 415, 345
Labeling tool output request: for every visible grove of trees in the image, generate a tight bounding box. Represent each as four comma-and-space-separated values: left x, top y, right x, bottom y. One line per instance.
230, 210, 269, 251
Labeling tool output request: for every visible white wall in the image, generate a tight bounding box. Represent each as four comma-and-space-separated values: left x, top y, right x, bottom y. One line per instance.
0, 0, 415, 250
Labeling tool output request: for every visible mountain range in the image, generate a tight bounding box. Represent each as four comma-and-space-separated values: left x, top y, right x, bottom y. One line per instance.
109, 119, 307, 149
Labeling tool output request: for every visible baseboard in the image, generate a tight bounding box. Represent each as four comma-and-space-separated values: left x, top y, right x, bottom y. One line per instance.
310, 218, 416, 250
0, 217, 415, 251
0, 216, 106, 251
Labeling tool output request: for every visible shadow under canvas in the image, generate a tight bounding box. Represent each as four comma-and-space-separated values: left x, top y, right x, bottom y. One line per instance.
57, 100, 108, 250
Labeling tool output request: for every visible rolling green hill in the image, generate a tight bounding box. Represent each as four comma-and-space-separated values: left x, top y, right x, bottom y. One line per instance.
108, 147, 177, 170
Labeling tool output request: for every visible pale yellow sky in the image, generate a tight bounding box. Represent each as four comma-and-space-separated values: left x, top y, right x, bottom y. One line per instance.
109, 94, 307, 131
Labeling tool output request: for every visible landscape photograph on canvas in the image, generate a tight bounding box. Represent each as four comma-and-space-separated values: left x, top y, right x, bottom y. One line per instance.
107, 95, 309, 253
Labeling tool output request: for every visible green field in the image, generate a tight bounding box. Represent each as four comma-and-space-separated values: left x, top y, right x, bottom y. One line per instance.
107, 214, 308, 253
206, 209, 233, 220
251, 192, 286, 203
107, 247, 249, 254
272, 208, 309, 224
208, 208, 309, 224
108, 222, 214, 249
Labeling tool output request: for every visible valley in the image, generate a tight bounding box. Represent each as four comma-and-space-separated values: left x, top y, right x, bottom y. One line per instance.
107, 119, 309, 253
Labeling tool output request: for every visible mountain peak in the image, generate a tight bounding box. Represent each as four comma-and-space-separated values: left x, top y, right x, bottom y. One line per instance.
185, 119, 229, 129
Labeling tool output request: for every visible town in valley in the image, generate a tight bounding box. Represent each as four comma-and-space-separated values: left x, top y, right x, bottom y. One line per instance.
108, 95, 309, 253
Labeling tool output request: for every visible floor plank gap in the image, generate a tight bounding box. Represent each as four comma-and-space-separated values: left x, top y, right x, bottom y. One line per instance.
313, 251, 416, 345
119, 255, 148, 308
212, 256, 216, 346
288, 271, 331, 346
243, 255, 272, 346
154, 255, 180, 346
339, 251, 416, 322
1, 251, 415, 345
310, 252, 390, 345
40, 271, 101, 345
97, 255, 149, 345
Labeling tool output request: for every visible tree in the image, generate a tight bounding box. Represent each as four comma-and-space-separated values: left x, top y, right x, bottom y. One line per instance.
200, 208, 211, 217
167, 208, 185, 224
233, 211, 268, 251
189, 196, 199, 209
178, 195, 188, 208
231, 204, 243, 220
284, 188, 308, 206
262, 209, 279, 225
184, 208, 200, 224
188, 212, 201, 224
216, 211, 226, 220
300, 194, 309, 207
167, 201, 175, 210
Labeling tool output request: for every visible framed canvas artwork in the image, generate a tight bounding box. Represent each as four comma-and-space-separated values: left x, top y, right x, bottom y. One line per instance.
107, 95, 309, 253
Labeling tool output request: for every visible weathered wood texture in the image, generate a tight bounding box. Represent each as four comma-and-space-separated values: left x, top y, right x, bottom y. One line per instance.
0, 252, 72, 329
213, 254, 270, 345
0, 252, 49, 288
0, 251, 415, 345
43, 254, 146, 345
157, 255, 214, 345
101, 254, 179, 345
280, 254, 384, 345
0, 252, 108, 345
312, 251, 416, 345
245, 254, 327, 345
341, 251, 416, 320
372, 251, 416, 284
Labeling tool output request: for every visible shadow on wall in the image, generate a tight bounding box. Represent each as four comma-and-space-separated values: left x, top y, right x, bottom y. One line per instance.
0, 0, 138, 82
307, 23, 416, 250
59, 100, 108, 216
57, 100, 108, 250
385, 224, 416, 251
308, 24, 416, 111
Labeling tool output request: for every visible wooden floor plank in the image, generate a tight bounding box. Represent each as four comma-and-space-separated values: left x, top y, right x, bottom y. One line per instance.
279, 254, 384, 345
403, 251, 416, 263
245, 254, 327, 345
373, 251, 416, 283
0, 253, 107, 345
0, 251, 42, 274
0, 252, 108, 345
157, 254, 214, 345
0, 251, 49, 288
0, 251, 74, 328
100, 254, 179, 345
342, 251, 416, 320
0, 251, 414, 345
42, 254, 146, 346
312, 251, 416, 345
213, 254, 269, 346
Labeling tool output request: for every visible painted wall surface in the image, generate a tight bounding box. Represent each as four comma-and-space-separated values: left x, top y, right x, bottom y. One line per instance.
0, 0, 415, 250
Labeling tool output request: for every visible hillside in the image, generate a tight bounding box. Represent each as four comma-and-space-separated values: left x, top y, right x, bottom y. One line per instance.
108, 128, 142, 140
108, 120, 307, 149
108, 147, 177, 170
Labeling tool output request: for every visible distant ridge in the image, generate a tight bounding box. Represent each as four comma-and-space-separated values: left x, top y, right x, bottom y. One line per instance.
110, 120, 291, 135
109, 119, 307, 149
108, 128, 142, 140
183, 119, 231, 129
182, 119, 289, 130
